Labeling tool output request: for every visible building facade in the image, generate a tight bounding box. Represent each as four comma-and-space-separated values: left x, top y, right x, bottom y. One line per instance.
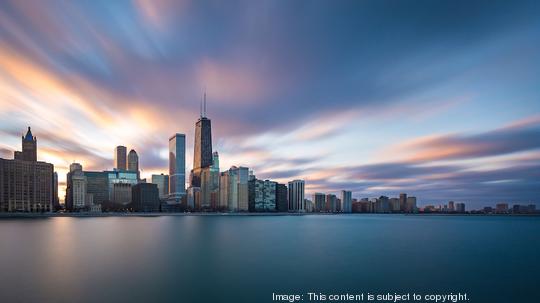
341, 190, 352, 213
127, 149, 139, 178
114, 146, 127, 171
131, 183, 160, 212
288, 180, 305, 212
249, 179, 277, 212
169, 133, 186, 200
151, 174, 169, 199
0, 127, 53, 212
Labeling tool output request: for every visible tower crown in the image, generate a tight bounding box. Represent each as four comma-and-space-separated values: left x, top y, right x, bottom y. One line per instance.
23, 126, 35, 141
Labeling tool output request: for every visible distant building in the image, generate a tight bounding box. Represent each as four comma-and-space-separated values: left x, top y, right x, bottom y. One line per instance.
219, 171, 230, 210
448, 201, 455, 212
187, 187, 201, 209
406, 196, 417, 213
249, 179, 277, 212
376, 196, 391, 213
114, 146, 127, 171
0, 127, 53, 212
127, 149, 139, 178
399, 193, 407, 212
325, 194, 337, 212
224, 166, 249, 211
107, 170, 138, 204
304, 199, 314, 212
66, 163, 86, 210
389, 197, 400, 213
495, 203, 509, 214
53, 172, 60, 210
288, 180, 305, 212
276, 183, 288, 212
169, 133, 186, 201
455, 202, 466, 213
191, 93, 213, 188
113, 183, 132, 205
131, 183, 160, 212
341, 190, 352, 213
151, 174, 169, 199
84, 171, 109, 205
199, 153, 220, 210
313, 193, 326, 212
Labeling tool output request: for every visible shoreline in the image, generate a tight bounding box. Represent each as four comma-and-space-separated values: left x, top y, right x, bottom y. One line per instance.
0, 212, 538, 219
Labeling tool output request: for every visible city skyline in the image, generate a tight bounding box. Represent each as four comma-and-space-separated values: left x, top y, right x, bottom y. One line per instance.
1, 1, 540, 207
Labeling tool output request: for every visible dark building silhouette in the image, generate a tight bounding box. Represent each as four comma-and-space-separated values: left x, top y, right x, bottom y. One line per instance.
84, 171, 109, 205
191, 93, 212, 187
131, 183, 160, 212
114, 146, 127, 171
1, 127, 53, 212
276, 183, 288, 212
399, 193, 407, 212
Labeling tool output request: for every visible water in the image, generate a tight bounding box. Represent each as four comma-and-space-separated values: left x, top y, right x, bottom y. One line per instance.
0, 215, 538, 303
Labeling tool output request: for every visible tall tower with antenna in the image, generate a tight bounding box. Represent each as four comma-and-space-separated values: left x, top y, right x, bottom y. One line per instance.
191, 90, 213, 187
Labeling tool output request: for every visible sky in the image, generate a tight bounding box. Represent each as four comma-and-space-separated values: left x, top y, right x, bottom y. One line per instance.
1, 0, 539, 208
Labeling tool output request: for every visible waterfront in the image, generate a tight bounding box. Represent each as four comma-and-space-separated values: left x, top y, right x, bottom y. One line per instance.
0, 215, 538, 303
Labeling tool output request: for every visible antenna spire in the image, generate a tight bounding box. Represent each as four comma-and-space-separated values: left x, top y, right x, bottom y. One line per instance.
203, 88, 207, 118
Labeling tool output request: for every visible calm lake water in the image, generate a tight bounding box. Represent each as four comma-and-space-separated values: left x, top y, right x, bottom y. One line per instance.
0, 215, 538, 303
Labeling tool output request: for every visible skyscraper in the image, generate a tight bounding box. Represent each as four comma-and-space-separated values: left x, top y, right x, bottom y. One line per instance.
66, 163, 86, 211
341, 190, 352, 213
399, 193, 407, 212
169, 133, 186, 200
127, 149, 139, 174
191, 92, 213, 187
114, 146, 127, 171
151, 174, 169, 199
1, 127, 53, 212
288, 180, 305, 212
313, 193, 326, 212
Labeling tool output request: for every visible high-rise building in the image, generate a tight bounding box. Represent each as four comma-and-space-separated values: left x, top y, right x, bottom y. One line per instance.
399, 193, 407, 212
84, 171, 109, 205
107, 170, 138, 204
448, 201, 455, 212
406, 196, 417, 213
325, 194, 337, 212
313, 193, 326, 212
53, 172, 59, 210
114, 146, 127, 171
131, 183, 160, 212
14, 127, 37, 162
113, 183, 132, 205
341, 190, 352, 213
1, 127, 53, 212
288, 180, 305, 212
219, 171, 230, 210
169, 133, 186, 201
455, 202, 466, 213
191, 93, 213, 187
276, 183, 288, 212
390, 198, 400, 212
66, 163, 87, 210
187, 187, 201, 209
220, 166, 249, 211
127, 149, 139, 177
376, 196, 391, 213
248, 179, 277, 212
151, 174, 169, 199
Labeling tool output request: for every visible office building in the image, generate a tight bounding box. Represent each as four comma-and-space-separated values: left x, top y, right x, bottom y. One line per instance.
84, 171, 109, 204
66, 163, 87, 210
399, 193, 407, 212
151, 174, 169, 199
127, 149, 139, 178
455, 202, 466, 213
313, 193, 326, 212
191, 93, 213, 187
406, 196, 417, 213
390, 198, 400, 213
113, 183, 132, 205
288, 180, 305, 212
341, 190, 352, 213
219, 171, 230, 210
107, 170, 138, 204
187, 187, 200, 209
114, 146, 127, 171
0, 127, 53, 212
325, 194, 337, 212
248, 179, 277, 212
276, 183, 288, 212
131, 183, 160, 212
53, 172, 59, 210
169, 133, 186, 201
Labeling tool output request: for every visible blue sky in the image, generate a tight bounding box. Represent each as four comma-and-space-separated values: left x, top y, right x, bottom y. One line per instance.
0, 0, 539, 207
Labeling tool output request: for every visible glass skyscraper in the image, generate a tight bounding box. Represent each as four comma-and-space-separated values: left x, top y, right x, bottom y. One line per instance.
169, 133, 186, 199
